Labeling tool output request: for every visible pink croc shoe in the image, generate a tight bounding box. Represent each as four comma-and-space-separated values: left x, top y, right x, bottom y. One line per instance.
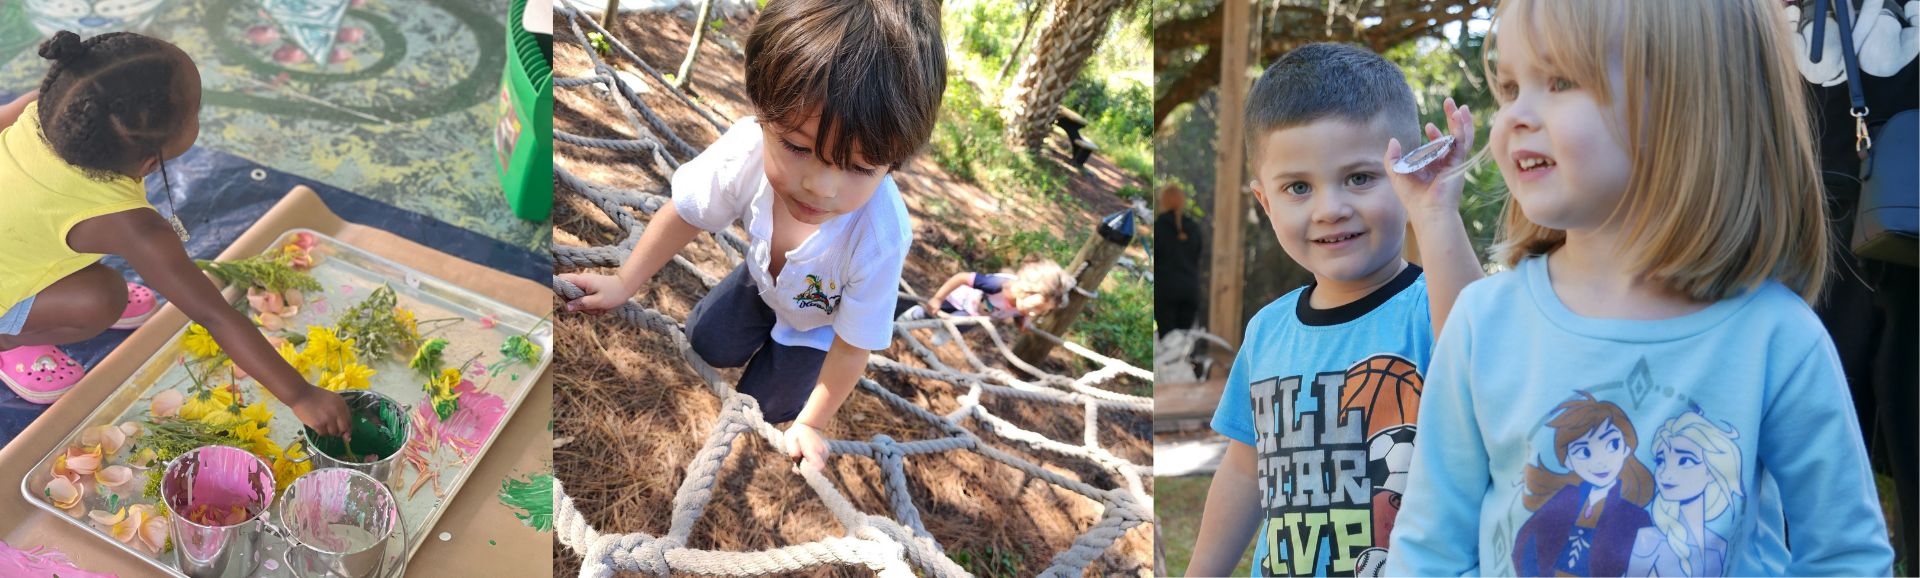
111, 283, 157, 330
0, 345, 84, 404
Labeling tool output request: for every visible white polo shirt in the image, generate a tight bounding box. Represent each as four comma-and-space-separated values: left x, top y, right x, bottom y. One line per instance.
669, 117, 910, 352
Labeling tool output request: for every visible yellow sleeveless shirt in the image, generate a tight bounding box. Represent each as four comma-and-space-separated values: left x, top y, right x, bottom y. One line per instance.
0, 101, 152, 308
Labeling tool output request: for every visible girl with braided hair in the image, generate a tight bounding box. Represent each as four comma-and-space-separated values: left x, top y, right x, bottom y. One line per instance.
0, 30, 348, 435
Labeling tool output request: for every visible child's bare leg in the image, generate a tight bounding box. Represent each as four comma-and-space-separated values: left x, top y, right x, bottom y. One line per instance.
0, 264, 128, 350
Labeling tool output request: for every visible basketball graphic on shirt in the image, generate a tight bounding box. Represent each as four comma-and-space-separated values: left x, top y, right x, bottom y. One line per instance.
1339, 354, 1423, 437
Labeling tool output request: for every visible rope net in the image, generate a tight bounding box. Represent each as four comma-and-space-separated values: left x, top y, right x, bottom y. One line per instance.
551, 5, 1155, 576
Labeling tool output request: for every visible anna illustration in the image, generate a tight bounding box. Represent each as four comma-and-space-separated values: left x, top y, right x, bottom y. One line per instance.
1625, 410, 1744, 576
1512, 392, 1654, 576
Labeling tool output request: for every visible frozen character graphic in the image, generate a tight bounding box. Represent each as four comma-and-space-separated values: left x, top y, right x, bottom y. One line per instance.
792, 274, 842, 314
1626, 410, 1743, 577
1513, 392, 1654, 576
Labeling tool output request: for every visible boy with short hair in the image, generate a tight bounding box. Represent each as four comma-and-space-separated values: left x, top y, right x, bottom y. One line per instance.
558, 0, 946, 470
1184, 42, 1483, 576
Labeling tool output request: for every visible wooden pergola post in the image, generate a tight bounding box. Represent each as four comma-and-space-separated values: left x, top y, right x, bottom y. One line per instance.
1208, 0, 1252, 348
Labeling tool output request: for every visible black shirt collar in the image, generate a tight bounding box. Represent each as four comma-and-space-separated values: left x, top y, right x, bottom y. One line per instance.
1295, 263, 1423, 326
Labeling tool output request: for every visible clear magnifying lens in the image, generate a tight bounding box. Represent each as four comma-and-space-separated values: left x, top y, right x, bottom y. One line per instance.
1392, 135, 1455, 174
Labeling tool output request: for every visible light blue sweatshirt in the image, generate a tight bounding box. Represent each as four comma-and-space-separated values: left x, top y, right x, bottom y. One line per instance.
1386, 255, 1893, 576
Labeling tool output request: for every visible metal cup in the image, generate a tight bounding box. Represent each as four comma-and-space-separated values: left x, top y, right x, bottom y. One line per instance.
278, 468, 402, 578
160, 444, 277, 578
291, 390, 411, 491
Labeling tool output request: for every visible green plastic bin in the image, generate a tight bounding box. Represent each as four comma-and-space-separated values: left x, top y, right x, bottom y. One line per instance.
497, 0, 553, 221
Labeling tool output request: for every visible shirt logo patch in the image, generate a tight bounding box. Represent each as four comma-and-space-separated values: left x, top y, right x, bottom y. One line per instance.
793, 274, 843, 314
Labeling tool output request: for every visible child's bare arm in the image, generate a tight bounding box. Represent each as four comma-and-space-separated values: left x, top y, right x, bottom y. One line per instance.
783, 335, 870, 469
1186, 440, 1262, 576
0, 91, 38, 131
1387, 98, 1484, 337
560, 203, 703, 313
68, 209, 351, 435
924, 272, 972, 316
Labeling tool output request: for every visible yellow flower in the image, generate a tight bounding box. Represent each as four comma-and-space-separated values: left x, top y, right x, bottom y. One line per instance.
274, 340, 314, 380
394, 307, 419, 337
250, 435, 283, 462
240, 402, 274, 426
317, 363, 375, 392
182, 323, 221, 359
427, 367, 460, 399
198, 409, 242, 428
271, 443, 312, 494
230, 421, 270, 447
179, 388, 236, 421
304, 326, 357, 370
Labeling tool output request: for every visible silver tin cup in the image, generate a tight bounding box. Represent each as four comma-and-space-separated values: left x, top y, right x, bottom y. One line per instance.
160, 444, 277, 578
291, 390, 411, 492
278, 468, 403, 578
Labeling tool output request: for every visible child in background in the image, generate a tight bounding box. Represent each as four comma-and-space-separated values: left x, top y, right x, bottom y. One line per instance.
0, 31, 347, 434
557, 0, 946, 470
1385, 0, 1894, 574
1185, 42, 1483, 576
896, 257, 1074, 337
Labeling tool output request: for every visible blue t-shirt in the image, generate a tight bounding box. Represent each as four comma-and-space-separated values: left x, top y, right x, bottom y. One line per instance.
1386, 255, 1894, 576
1212, 264, 1432, 576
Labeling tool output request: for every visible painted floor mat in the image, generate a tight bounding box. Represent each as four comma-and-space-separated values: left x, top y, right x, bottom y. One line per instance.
0, 0, 549, 251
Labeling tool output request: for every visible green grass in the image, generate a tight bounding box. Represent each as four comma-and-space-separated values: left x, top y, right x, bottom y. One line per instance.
1158, 474, 1254, 577
929, 82, 1074, 206
1072, 271, 1153, 372
949, 544, 1031, 578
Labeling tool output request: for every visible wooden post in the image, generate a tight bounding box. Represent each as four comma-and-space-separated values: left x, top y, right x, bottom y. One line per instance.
1208, 0, 1252, 348
1014, 213, 1134, 364
599, 0, 620, 33
673, 0, 715, 91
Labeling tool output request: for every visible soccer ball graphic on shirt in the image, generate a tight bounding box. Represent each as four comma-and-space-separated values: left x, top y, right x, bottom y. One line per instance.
1367, 424, 1417, 495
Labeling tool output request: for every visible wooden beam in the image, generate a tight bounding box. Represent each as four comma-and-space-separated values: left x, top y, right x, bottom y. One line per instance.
1208, 0, 1251, 349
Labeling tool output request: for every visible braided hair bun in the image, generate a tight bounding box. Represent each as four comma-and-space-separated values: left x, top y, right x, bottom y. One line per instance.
37, 31, 86, 62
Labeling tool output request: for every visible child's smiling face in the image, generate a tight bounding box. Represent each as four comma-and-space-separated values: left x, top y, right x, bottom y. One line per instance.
761, 111, 888, 226
1487, 15, 1633, 233
1250, 115, 1408, 287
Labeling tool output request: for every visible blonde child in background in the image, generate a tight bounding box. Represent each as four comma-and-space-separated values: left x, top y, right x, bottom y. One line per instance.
1386, 0, 1894, 574
896, 257, 1075, 341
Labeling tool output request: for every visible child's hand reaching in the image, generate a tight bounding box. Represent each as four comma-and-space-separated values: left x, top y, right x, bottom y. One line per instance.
1385, 97, 1477, 217
288, 386, 351, 437
784, 422, 829, 473
558, 272, 639, 314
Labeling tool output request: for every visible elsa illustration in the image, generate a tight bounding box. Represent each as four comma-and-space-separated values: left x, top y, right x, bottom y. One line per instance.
1512, 392, 1654, 576
1626, 410, 1744, 577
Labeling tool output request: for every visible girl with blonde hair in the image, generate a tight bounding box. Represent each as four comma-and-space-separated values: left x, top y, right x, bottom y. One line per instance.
1386, 0, 1892, 574
1627, 410, 1746, 577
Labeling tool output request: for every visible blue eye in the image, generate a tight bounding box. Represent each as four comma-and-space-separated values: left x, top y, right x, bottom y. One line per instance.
1573, 447, 1590, 460
1283, 182, 1311, 196
1495, 81, 1518, 101
1608, 439, 1620, 452
1549, 77, 1577, 92
1346, 173, 1376, 188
